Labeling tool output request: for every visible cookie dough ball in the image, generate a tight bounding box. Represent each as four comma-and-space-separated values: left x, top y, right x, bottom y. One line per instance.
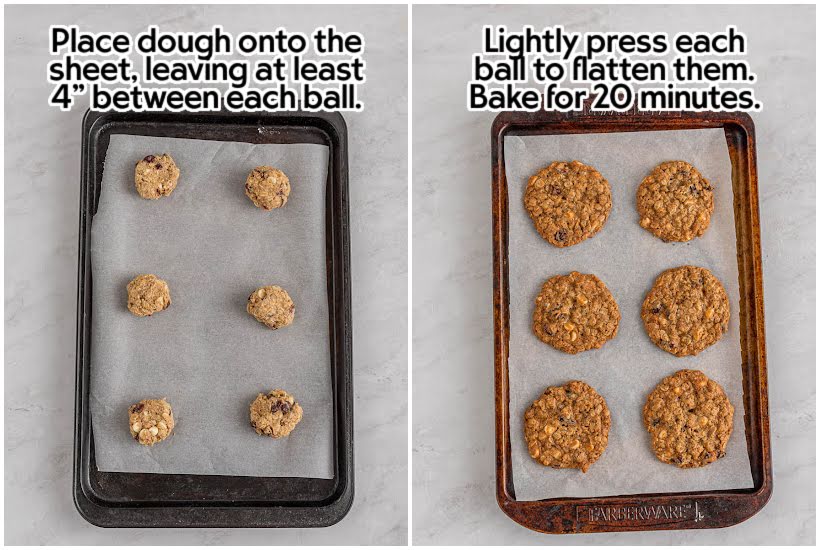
247, 285, 295, 329
532, 272, 620, 354
134, 154, 180, 199
126, 274, 171, 317
245, 166, 290, 210
129, 398, 175, 445
644, 370, 733, 468
524, 161, 612, 247
524, 381, 611, 473
637, 160, 714, 242
642, 265, 730, 356
250, 389, 303, 438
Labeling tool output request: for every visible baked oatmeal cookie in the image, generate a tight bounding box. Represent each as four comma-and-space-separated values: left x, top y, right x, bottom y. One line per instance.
245, 166, 290, 210
524, 381, 611, 473
247, 285, 295, 329
642, 265, 729, 356
134, 154, 180, 199
643, 369, 733, 468
249, 389, 303, 438
532, 272, 620, 354
128, 398, 175, 445
524, 161, 612, 247
637, 160, 714, 242
126, 274, 171, 317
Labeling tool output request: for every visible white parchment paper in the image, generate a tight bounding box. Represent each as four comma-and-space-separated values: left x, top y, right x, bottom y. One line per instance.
90, 134, 333, 478
505, 129, 754, 500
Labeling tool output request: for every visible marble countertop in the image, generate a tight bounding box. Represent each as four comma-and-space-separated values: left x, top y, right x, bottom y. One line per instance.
412, 5, 815, 545
4, 5, 407, 545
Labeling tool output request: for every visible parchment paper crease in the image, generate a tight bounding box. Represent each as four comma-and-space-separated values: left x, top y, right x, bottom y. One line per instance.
505, 128, 754, 500
90, 134, 333, 478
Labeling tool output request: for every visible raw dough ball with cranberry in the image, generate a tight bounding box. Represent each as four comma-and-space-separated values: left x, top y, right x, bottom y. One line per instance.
245, 166, 290, 210
249, 389, 303, 438
134, 153, 180, 199
128, 398, 175, 445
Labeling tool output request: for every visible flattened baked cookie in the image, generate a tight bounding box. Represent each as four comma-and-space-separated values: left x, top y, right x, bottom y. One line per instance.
245, 166, 290, 210
524, 161, 612, 247
642, 265, 729, 356
134, 154, 180, 199
524, 381, 611, 473
129, 398, 175, 445
126, 274, 171, 317
637, 160, 714, 242
532, 272, 620, 354
247, 285, 295, 329
250, 389, 303, 438
644, 370, 733, 468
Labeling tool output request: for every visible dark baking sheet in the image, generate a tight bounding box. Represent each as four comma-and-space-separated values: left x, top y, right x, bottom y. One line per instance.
491, 103, 771, 534
74, 110, 353, 528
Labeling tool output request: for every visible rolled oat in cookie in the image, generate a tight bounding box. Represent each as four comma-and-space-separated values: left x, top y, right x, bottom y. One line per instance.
643, 369, 733, 468
524, 381, 611, 473
247, 285, 295, 329
134, 153, 180, 199
126, 274, 171, 317
245, 166, 290, 210
532, 271, 620, 354
249, 389, 303, 439
637, 160, 714, 242
641, 265, 729, 357
128, 398, 175, 446
524, 160, 612, 247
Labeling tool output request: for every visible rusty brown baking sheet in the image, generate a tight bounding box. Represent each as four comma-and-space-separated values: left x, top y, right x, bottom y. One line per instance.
491, 105, 770, 533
